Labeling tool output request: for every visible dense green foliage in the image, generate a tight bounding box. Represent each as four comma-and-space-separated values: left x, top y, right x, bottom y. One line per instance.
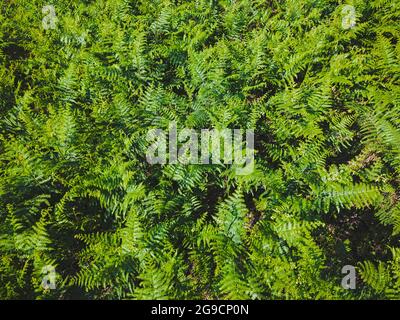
1, 0, 399, 299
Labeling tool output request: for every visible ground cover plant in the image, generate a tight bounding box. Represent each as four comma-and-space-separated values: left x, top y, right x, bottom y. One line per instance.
0, 0, 399, 299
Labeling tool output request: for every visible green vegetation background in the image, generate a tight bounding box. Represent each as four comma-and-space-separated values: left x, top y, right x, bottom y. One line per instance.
0, 0, 399, 299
